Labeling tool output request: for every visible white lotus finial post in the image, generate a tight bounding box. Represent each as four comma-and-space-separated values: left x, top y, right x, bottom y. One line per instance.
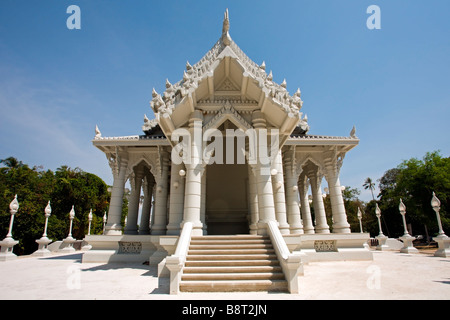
357, 207, 363, 233
33, 201, 53, 256
6, 195, 19, 240
374, 203, 388, 250
103, 212, 107, 234
82, 208, 94, 251
431, 192, 446, 237
87, 209, 93, 236
375, 203, 383, 236
430, 192, 450, 257
60, 205, 77, 252
68, 205, 75, 238
43, 201, 51, 237
398, 199, 418, 254
0, 195, 20, 260
399, 199, 409, 237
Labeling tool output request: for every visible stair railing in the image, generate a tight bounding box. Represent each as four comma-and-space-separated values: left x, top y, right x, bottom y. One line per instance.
267, 220, 304, 293
165, 222, 193, 294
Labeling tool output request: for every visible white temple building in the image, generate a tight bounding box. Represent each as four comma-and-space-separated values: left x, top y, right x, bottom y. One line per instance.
83, 10, 372, 293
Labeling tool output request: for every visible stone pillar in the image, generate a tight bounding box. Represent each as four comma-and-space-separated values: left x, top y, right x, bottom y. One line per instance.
298, 175, 315, 234
150, 193, 155, 230
182, 110, 204, 236
272, 150, 290, 234
152, 150, 170, 235
324, 153, 351, 233
201, 169, 207, 235
248, 165, 259, 235
125, 167, 144, 234
252, 111, 277, 235
139, 174, 154, 235
283, 148, 303, 234
105, 155, 128, 235
166, 162, 186, 235
308, 169, 330, 234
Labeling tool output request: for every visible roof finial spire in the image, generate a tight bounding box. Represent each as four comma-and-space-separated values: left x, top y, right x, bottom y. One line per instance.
222, 8, 229, 34
221, 8, 231, 46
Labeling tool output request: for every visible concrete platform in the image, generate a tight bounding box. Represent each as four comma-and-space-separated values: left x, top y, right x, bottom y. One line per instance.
0, 248, 448, 300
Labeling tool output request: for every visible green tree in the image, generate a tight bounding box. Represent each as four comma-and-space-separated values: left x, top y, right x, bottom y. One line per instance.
0, 157, 112, 255
363, 177, 376, 201
377, 151, 450, 238
341, 187, 366, 233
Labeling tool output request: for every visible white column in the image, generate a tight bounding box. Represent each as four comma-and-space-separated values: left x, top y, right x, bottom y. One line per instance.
283, 149, 303, 234
152, 150, 170, 235
201, 168, 207, 235
166, 162, 186, 235
125, 167, 144, 234
308, 169, 330, 234
182, 110, 204, 236
105, 156, 128, 235
272, 150, 290, 234
256, 163, 277, 235
248, 165, 259, 235
298, 175, 314, 234
252, 111, 277, 235
139, 175, 154, 235
324, 160, 351, 234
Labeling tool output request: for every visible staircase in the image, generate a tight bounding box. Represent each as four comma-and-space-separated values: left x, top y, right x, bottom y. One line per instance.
179, 235, 288, 292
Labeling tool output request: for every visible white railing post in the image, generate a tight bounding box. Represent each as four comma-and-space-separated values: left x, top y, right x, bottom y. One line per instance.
431, 192, 450, 257
266, 221, 304, 293
165, 222, 193, 294
60, 206, 77, 252
0, 195, 20, 261
34, 201, 53, 256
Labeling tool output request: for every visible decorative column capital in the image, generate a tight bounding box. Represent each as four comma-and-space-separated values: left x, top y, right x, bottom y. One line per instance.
251, 110, 266, 129
323, 148, 345, 179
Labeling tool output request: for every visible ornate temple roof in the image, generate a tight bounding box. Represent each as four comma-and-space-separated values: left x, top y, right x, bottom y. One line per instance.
150, 9, 303, 121
93, 9, 358, 152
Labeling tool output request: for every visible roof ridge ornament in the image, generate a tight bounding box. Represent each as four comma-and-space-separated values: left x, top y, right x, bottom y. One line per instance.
350, 125, 357, 138
95, 125, 102, 139
221, 8, 231, 46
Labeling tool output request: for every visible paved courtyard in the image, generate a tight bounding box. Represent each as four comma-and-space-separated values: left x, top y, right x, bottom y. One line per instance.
0, 249, 448, 300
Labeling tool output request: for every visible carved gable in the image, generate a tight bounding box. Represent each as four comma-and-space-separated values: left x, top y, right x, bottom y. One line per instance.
216, 78, 240, 92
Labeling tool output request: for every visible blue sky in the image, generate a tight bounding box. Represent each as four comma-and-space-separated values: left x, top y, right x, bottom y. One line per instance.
0, 0, 449, 201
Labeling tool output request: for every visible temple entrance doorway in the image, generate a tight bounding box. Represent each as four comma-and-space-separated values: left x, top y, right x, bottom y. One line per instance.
203, 119, 250, 235
205, 162, 249, 235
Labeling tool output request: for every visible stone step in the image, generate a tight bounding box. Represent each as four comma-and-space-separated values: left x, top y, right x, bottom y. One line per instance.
181, 272, 285, 281
188, 249, 275, 255
190, 239, 272, 245
186, 254, 278, 261
183, 266, 282, 273
180, 234, 286, 293
191, 235, 269, 241
185, 259, 280, 267
180, 280, 288, 292
189, 244, 273, 250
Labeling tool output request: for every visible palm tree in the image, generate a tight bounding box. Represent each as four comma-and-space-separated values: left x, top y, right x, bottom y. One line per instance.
363, 177, 376, 201
0, 157, 26, 174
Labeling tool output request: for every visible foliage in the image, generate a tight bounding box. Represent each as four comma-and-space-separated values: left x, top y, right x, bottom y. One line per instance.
313, 151, 449, 239
375, 151, 450, 238
363, 177, 376, 201
0, 157, 112, 255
